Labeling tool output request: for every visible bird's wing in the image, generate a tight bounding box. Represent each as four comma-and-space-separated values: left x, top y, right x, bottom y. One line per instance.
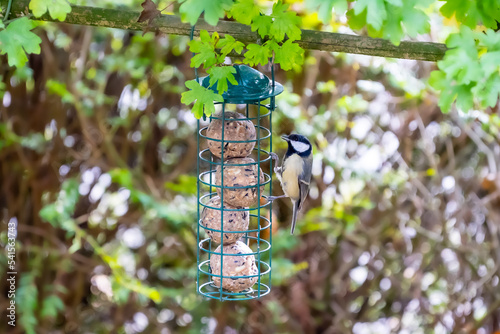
297, 158, 313, 211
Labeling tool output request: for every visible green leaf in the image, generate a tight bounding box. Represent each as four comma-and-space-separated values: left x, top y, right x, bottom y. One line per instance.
39, 178, 79, 230
207, 66, 238, 95
17, 274, 38, 334
399, 2, 430, 38
251, 15, 273, 38
228, 0, 261, 25
353, 0, 387, 31
189, 30, 219, 68
41, 295, 65, 319
429, 71, 475, 113
270, 1, 302, 42
181, 80, 223, 118
273, 40, 304, 71
217, 35, 244, 59
348, 0, 431, 45
109, 168, 133, 188
305, 0, 348, 23
178, 0, 233, 26
243, 43, 271, 67
29, 0, 72, 21
165, 175, 198, 195
473, 75, 500, 108
440, 0, 500, 29
0, 18, 42, 68
46, 79, 74, 103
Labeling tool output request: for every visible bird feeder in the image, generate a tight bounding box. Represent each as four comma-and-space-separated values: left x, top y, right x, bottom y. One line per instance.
196, 64, 283, 300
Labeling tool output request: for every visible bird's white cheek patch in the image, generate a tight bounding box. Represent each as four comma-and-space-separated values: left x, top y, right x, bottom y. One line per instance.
290, 140, 309, 153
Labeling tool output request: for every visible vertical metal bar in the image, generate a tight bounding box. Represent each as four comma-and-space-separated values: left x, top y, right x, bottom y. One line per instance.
271, 61, 275, 111
190, 26, 198, 81
219, 103, 226, 301
269, 98, 273, 290
256, 99, 262, 298
196, 118, 201, 295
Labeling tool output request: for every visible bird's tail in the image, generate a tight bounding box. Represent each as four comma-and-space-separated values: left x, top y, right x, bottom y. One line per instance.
290, 200, 300, 235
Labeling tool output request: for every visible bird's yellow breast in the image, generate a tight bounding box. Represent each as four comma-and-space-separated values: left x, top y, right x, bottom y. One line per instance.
281, 154, 303, 200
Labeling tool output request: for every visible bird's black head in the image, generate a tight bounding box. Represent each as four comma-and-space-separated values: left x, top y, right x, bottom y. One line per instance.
282, 134, 312, 157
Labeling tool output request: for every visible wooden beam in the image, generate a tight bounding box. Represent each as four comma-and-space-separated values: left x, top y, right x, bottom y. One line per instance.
1, 0, 447, 61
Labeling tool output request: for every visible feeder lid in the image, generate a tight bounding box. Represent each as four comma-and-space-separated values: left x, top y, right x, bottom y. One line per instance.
198, 64, 284, 104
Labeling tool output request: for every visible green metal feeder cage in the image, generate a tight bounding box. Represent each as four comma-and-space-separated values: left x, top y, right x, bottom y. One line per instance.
196, 64, 283, 301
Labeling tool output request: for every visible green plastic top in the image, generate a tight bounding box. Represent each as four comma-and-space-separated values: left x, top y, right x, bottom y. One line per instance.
198, 65, 284, 104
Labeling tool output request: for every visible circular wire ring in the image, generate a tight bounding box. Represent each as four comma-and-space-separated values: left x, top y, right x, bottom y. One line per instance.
199, 125, 271, 143
198, 258, 271, 279
198, 214, 271, 234
198, 236, 271, 256
198, 148, 272, 166
210, 104, 272, 120
199, 193, 271, 211
198, 171, 271, 190
198, 281, 271, 300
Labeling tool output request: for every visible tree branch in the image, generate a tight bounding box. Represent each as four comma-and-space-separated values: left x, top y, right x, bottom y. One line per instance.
1, 0, 447, 61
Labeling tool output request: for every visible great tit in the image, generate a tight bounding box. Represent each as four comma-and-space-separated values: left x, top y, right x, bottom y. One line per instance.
269, 134, 313, 234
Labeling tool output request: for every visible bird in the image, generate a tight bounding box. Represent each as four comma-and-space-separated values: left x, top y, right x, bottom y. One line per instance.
269, 134, 313, 234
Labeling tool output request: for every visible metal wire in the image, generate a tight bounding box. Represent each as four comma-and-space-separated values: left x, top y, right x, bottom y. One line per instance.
3, 0, 13, 22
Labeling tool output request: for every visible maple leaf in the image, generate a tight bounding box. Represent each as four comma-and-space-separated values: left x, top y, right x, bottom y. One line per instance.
179, 0, 233, 26
0, 18, 42, 68
273, 40, 304, 71
243, 43, 271, 67
181, 80, 224, 118
207, 66, 238, 94
251, 15, 273, 38
352, 0, 387, 31
29, 0, 72, 21
440, 0, 499, 29
189, 30, 219, 68
217, 35, 244, 59
270, 1, 302, 42
228, 0, 261, 25
137, 0, 161, 29
305, 0, 348, 23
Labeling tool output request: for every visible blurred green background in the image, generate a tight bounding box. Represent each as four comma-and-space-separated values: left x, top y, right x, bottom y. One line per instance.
1, 0, 500, 333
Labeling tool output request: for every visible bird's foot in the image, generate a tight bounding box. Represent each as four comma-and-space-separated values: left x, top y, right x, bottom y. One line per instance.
263, 195, 288, 202
269, 152, 280, 166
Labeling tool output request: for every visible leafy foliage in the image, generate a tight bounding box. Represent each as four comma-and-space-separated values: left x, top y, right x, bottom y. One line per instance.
217, 34, 245, 59
207, 66, 238, 94
183, 0, 304, 117
39, 178, 80, 233
0, 18, 42, 68
429, 27, 500, 112
243, 43, 273, 66
189, 30, 219, 69
178, 0, 233, 26
268, 1, 302, 42
29, 0, 72, 21
227, 0, 261, 25
305, 0, 348, 23
17, 274, 38, 334
440, 0, 500, 29
273, 40, 305, 71
348, 0, 433, 45
181, 79, 224, 117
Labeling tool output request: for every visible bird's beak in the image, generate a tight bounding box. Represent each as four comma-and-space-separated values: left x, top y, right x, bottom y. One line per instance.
281, 135, 289, 141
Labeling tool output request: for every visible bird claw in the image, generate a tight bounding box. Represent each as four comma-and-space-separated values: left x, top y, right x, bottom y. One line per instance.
263, 195, 287, 202
269, 152, 280, 166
